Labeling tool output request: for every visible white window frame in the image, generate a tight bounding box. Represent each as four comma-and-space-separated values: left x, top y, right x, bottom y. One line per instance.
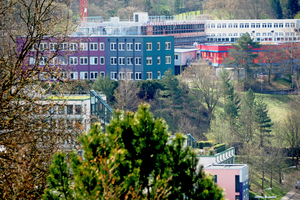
70, 57, 78, 65
146, 57, 152, 65
135, 43, 141, 51
135, 72, 141, 80
119, 72, 125, 80
127, 43, 133, 51
80, 71, 88, 80
119, 57, 125, 65
99, 42, 105, 51
285, 23, 290, 28
100, 71, 105, 79
110, 43, 117, 51
175, 54, 179, 61
262, 23, 267, 28
157, 56, 161, 65
80, 43, 88, 51
127, 57, 133, 65
146, 72, 152, 80
165, 56, 171, 64
39, 43, 47, 51
127, 72, 133, 80
165, 42, 171, 50
29, 57, 36, 65
40, 56, 47, 65
135, 57, 141, 65
100, 56, 105, 65
69, 43, 78, 51
228, 23, 233, 28
157, 71, 161, 79
110, 57, 117, 65
146, 42, 152, 51
110, 71, 117, 80
274, 23, 278, 28
90, 56, 98, 65
279, 23, 283, 28
80, 57, 88, 65
90, 71, 98, 80
70, 71, 78, 79
49, 43, 57, 51
157, 42, 160, 50
59, 56, 68, 65
118, 43, 125, 51
60, 43, 68, 51
90, 42, 98, 51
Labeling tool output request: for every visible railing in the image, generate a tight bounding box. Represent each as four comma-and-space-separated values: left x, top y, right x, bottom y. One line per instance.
90, 90, 113, 124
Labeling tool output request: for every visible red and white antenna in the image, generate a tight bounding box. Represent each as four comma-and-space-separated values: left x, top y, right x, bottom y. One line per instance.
79, 0, 87, 23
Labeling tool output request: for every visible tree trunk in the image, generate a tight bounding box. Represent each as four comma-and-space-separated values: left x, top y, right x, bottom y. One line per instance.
270, 165, 273, 188
268, 68, 271, 84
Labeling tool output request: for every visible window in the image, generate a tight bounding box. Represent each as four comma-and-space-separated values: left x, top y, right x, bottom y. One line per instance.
217, 23, 221, 28
60, 43, 67, 50
214, 175, 217, 183
234, 33, 238, 36
80, 72, 88, 80
291, 23, 295, 28
165, 42, 171, 50
228, 23, 232, 28
110, 43, 117, 51
279, 23, 283, 28
157, 42, 160, 50
146, 42, 152, 51
70, 71, 78, 79
30, 44, 37, 51
268, 32, 272, 36
147, 72, 152, 80
90, 71, 98, 79
222, 23, 226, 28
29, 57, 36, 65
228, 33, 233, 36
99, 42, 105, 51
146, 57, 152, 65
157, 71, 161, 79
119, 43, 125, 51
67, 105, 73, 115
49, 43, 58, 51
135, 72, 141, 80
90, 57, 98, 65
234, 23, 238, 28
127, 57, 133, 65
245, 23, 249, 28
59, 56, 68, 65
100, 56, 105, 65
70, 57, 78, 65
39, 43, 47, 51
235, 175, 240, 192
111, 72, 117, 80
127, 43, 133, 51
274, 23, 278, 28
256, 33, 261, 36
75, 105, 82, 115
262, 32, 266, 36
40, 57, 47, 65
90, 42, 98, 51
135, 43, 141, 51
175, 54, 179, 60
80, 43, 88, 51
222, 33, 227, 36
251, 23, 255, 28
268, 23, 272, 28
211, 23, 215, 28
80, 57, 88, 65
119, 72, 125, 80
135, 57, 141, 65
235, 195, 240, 200
262, 23, 267, 28
69, 43, 78, 51
127, 72, 133, 80
157, 56, 161, 65
100, 71, 105, 78
110, 57, 117, 65
119, 57, 125, 65
165, 56, 171, 64
285, 23, 290, 28
256, 23, 261, 28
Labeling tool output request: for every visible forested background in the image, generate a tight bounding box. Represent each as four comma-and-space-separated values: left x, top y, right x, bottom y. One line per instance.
69, 0, 300, 20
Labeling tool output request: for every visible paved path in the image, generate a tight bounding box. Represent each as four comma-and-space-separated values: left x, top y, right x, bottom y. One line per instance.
281, 189, 300, 200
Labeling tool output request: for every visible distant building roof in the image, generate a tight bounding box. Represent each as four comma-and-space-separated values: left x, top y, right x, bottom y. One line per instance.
175, 48, 198, 53
204, 164, 248, 170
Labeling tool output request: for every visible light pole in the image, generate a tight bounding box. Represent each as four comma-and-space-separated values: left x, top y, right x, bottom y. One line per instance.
281, 166, 296, 195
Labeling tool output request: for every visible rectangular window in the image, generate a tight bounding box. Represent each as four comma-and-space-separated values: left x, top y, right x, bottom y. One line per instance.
67, 105, 73, 115
279, 23, 283, 28
245, 23, 249, 28
135, 57, 141, 65
70, 71, 78, 79
291, 23, 295, 28
69, 43, 78, 51
110, 43, 117, 51
135, 72, 141, 80
165, 56, 171, 64
262, 23, 267, 28
59, 56, 68, 65
214, 175, 217, 183
60, 43, 67, 51
262, 32, 266, 36
222, 23, 226, 28
99, 42, 105, 51
228, 23, 232, 28
268, 23, 272, 28
29, 57, 36, 65
146, 57, 152, 65
110, 57, 117, 65
146, 42, 152, 51
110, 72, 117, 80
119, 43, 125, 51
240, 23, 244, 28
127, 57, 133, 65
256, 23, 261, 28
157, 56, 161, 65
90, 71, 98, 79
80, 43, 88, 51
127, 72, 133, 80
211, 23, 215, 28
70, 57, 78, 65
165, 42, 171, 50
49, 43, 58, 51
100, 71, 105, 78
147, 72, 152, 80
127, 43, 133, 51
75, 105, 82, 115
135, 43, 141, 51
39, 56, 46, 65
119, 72, 125, 80
175, 54, 179, 60
217, 23, 221, 28
39, 43, 47, 51
90, 42, 98, 51
235, 175, 240, 192
251, 23, 255, 28
285, 23, 290, 28
49, 57, 58, 65
119, 57, 125, 65
234, 23, 238, 28
90, 57, 98, 65
274, 23, 278, 28
256, 33, 261, 36
157, 71, 161, 79
157, 42, 160, 50
80, 57, 88, 65
80, 72, 88, 80
100, 56, 105, 65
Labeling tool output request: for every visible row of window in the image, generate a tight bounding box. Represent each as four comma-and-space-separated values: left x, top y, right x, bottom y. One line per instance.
209, 32, 298, 37
43, 71, 104, 80
207, 37, 299, 42
31, 41, 172, 51
31, 56, 172, 66
207, 22, 296, 29
110, 71, 161, 80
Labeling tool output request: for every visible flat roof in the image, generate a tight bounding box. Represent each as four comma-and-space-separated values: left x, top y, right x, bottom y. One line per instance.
204, 164, 247, 170
48, 95, 90, 101
175, 48, 198, 53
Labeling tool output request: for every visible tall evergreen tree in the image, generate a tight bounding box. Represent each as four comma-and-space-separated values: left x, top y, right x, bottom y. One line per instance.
286, 0, 300, 18
270, 0, 283, 19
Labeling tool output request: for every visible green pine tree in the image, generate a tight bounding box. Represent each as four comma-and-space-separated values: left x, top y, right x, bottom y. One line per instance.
270, 0, 283, 19
286, 0, 300, 18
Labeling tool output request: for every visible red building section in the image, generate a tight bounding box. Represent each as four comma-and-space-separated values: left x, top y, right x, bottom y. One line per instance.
197, 43, 298, 67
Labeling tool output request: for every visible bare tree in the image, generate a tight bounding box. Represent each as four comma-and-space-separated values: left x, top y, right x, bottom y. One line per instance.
204, 0, 242, 19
